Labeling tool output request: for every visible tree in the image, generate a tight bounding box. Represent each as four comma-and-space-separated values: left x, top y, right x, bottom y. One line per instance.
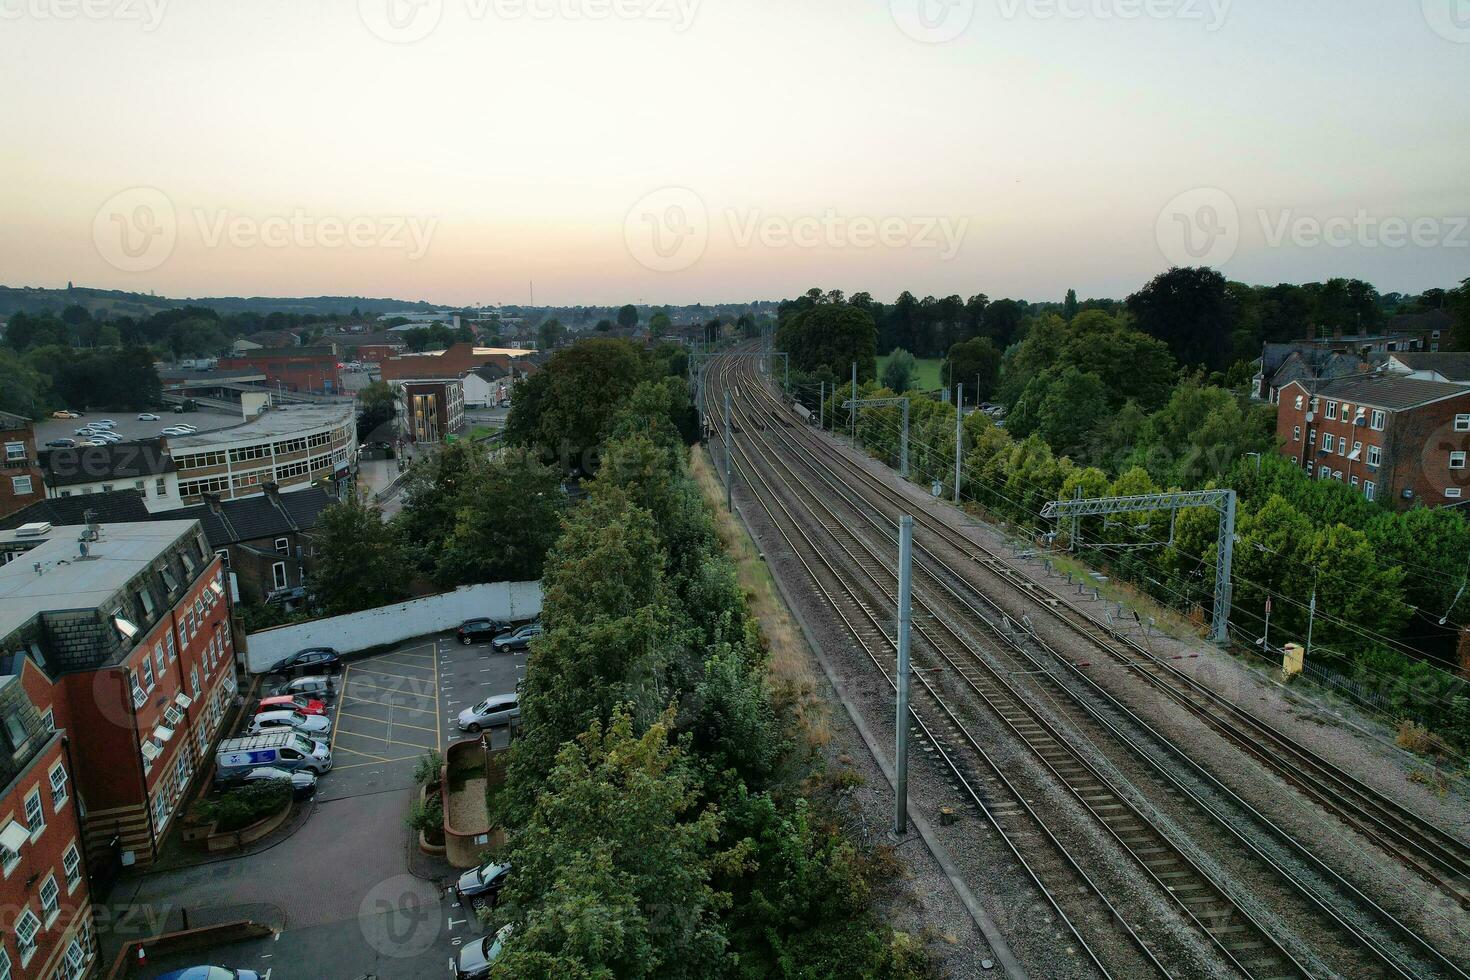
505, 339, 650, 474
775, 301, 878, 382
880, 348, 916, 394
648, 311, 672, 339
1034, 367, 1109, 458
596, 319, 613, 333
395, 440, 492, 569
943, 336, 1001, 404
1126, 266, 1235, 372
0, 349, 50, 415
312, 497, 410, 615
434, 448, 566, 588
1062, 289, 1079, 321
356, 380, 396, 443
537, 318, 565, 351
617, 304, 640, 330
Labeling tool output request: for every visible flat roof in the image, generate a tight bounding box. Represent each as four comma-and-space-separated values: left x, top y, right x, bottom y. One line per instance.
169, 403, 354, 449
0, 521, 200, 637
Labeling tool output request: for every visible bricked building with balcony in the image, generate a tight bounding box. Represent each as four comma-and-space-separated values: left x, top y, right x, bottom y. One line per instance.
1274, 375, 1470, 508
0, 673, 96, 979
0, 520, 238, 874
0, 414, 45, 520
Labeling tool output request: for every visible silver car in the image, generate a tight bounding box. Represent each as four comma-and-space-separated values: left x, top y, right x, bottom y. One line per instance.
456, 694, 519, 733
451, 924, 511, 979
250, 709, 332, 738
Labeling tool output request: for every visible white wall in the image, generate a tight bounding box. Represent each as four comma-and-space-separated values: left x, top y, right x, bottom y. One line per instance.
243, 580, 543, 673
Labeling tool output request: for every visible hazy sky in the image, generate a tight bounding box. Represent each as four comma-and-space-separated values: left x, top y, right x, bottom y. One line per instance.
2, 0, 1467, 306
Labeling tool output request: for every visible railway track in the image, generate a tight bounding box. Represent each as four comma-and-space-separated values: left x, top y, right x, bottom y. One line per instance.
707, 347, 1470, 979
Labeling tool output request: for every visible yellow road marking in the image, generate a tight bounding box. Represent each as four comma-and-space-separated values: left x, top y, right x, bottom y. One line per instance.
328, 664, 350, 755
432, 641, 442, 752
333, 744, 394, 763
339, 696, 436, 716
332, 729, 437, 750
332, 756, 421, 770
368, 655, 437, 671
339, 679, 436, 700
345, 667, 433, 684
371, 648, 436, 662
337, 711, 439, 734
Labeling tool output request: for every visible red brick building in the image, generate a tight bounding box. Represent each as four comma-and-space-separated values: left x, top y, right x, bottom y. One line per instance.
0, 413, 45, 520
0, 520, 238, 875
218, 349, 343, 395
377, 344, 533, 384
0, 674, 96, 980
1275, 376, 1470, 508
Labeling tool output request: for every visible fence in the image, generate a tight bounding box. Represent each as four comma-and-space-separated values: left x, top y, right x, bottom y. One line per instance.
243, 580, 542, 673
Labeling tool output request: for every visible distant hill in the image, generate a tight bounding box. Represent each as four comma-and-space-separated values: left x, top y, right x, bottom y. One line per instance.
0, 285, 443, 319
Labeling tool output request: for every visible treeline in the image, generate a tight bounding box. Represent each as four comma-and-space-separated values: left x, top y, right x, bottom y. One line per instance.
0, 343, 160, 414
777, 272, 1469, 373
482, 339, 930, 977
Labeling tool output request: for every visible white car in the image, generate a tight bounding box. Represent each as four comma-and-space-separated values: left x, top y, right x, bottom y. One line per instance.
226, 766, 318, 796
93, 419, 116, 429
95, 432, 122, 443
161, 427, 189, 436
250, 709, 332, 738
73, 426, 97, 436
137, 413, 160, 421
456, 693, 519, 732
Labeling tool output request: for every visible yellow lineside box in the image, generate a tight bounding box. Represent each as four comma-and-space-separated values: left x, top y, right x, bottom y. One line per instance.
1282, 643, 1305, 679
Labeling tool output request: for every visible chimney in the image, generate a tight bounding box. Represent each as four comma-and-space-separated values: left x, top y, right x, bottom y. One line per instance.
263, 481, 282, 505
201, 492, 225, 516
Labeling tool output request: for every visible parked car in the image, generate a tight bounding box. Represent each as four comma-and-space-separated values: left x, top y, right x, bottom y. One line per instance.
491, 622, 542, 652
217, 731, 332, 779
137, 412, 161, 421
95, 432, 122, 443
50, 410, 79, 419
156, 968, 261, 980
44, 438, 76, 448
454, 860, 511, 910
456, 618, 511, 645
250, 709, 332, 738
216, 766, 317, 799
161, 427, 189, 436
73, 426, 96, 436
451, 924, 512, 979
273, 675, 340, 704
256, 694, 328, 716
93, 419, 116, 428
268, 647, 342, 675
457, 693, 519, 732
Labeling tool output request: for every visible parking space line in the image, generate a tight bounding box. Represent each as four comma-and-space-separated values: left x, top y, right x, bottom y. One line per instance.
338, 711, 439, 734
333, 744, 395, 763
333, 729, 438, 750
346, 667, 435, 683
367, 655, 439, 671
332, 756, 421, 770
340, 696, 436, 716
379, 649, 437, 662
433, 639, 443, 752
340, 679, 437, 700
328, 664, 351, 755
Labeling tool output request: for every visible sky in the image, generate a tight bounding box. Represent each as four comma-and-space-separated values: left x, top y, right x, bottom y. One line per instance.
1, 0, 1467, 307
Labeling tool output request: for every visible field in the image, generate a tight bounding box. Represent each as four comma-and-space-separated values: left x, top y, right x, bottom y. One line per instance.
877, 353, 944, 392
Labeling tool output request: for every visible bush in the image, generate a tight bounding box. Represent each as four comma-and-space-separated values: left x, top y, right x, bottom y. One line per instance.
406, 792, 444, 839
414, 750, 444, 787
194, 781, 290, 832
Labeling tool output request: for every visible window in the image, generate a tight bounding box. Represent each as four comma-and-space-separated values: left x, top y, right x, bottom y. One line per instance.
40, 709, 53, 733
48, 762, 68, 810
62, 843, 82, 892
63, 937, 86, 978
15, 908, 40, 966
24, 788, 44, 840
39, 874, 58, 925
2, 713, 28, 752
1368, 445, 1382, 467
275, 537, 290, 555
139, 587, 156, 618
140, 655, 155, 693
1365, 481, 1376, 501
101, 484, 112, 492
3, 442, 24, 461
1449, 488, 1464, 500
1294, 394, 1304, 410
166, 631, 176, 662
1371, 410, 1386, 431
1306, 461, 1315, 475
1326, 401, 1338, 420
178, 476, 230, 499
1322, 434, 1335, 453
1293, 425, 1301, 442
1351, 476, 1360, 488
154, 643, 166, 678
1456, 415, 1470, 432
155, 477, 166, 496
1452, 452, 1467, 470
10, 476, 32, 495
1309, 429, 1317, 445
0, 944, 9, 980
134, 480, 145, 492
272, 561, 288, 590
1334, 470, 1343, 481
190, 667, 201, 698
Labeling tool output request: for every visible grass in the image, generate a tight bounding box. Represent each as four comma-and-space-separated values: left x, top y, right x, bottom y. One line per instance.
877, 354, 944, 392
690, 448, 831, 751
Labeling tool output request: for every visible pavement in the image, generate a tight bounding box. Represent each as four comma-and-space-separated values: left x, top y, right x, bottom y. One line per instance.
110, 634, 528, 979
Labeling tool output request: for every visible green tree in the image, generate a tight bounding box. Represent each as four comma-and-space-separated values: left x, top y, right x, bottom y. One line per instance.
356, 380, 396, 442
943, 336, 1001, 404
617, 304, 640, 330
880, 348, 916, 393
395, 440, 492, 570
0, 349, 50, 415
1062, 288, 1079, 321
434, 448, 566, 588
776, 302, 878, 382
312, 497, 410, 615
536, 318, 565, 351
1126, 266, 1236, 372
648, 311, 672, 339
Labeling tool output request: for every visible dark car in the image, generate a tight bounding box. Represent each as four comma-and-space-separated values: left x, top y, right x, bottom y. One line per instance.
44, 438, 77, 448
268, 647, 342, 675
491, 622, 543, 652
272, 675, 340, 704
456, 618, 511, 645
454, 860, 511, 910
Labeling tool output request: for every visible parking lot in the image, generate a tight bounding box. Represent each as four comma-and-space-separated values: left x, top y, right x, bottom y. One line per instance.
32, 407, 238, 446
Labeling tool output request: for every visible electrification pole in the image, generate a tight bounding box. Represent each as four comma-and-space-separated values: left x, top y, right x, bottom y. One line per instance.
818, 382, 825, 430
724, 389, 733, 510
850, 362, 858, 441
953, 385, 963, 505
894, 515, 913, 837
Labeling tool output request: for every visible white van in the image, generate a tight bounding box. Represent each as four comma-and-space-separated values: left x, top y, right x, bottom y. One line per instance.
216, 731, 332, 779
